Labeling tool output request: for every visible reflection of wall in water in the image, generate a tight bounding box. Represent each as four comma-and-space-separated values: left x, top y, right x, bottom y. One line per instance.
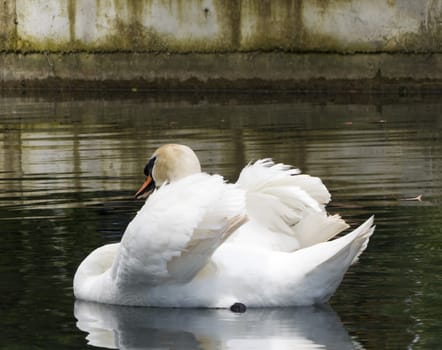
0, 98, 440, 207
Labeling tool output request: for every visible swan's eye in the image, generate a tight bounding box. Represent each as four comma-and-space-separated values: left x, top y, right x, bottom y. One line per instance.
144, 156, 156, 176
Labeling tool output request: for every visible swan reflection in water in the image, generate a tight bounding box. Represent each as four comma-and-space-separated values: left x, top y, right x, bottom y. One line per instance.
75, 301, 363, 349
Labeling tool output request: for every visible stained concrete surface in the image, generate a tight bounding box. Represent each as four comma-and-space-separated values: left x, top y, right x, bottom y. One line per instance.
2, 0, 442, 91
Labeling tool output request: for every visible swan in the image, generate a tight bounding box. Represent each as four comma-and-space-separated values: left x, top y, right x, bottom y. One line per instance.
74, 144, 375, 308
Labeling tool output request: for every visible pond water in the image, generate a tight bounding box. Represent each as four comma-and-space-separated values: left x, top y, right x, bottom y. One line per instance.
0, 93, 441, 349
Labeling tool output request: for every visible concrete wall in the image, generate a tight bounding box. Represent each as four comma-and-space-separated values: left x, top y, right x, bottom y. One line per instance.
2, 0, 442, 91
3, 0, 442, 53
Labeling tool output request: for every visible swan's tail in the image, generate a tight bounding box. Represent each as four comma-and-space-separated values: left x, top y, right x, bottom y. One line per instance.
349, 216, 375, 265
288, 216, 375, 304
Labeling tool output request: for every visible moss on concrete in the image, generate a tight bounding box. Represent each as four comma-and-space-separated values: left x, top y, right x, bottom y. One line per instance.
2, 51, 442, 93
2, 0, 442, 91
3, 0, 442, 54
0, 0, 17, 50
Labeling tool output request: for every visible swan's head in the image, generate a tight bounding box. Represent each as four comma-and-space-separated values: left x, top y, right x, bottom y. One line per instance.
134, 144, 202, 199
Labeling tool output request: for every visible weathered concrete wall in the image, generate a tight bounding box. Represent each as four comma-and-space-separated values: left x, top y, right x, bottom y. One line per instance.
3, 0, 442, 53
2, 0, 442, 91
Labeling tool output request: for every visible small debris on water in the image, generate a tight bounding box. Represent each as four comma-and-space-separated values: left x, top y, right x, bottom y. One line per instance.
400, 194, 423, 202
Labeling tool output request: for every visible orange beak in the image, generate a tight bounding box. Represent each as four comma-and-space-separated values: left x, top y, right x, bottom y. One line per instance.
134, 175, 155, 199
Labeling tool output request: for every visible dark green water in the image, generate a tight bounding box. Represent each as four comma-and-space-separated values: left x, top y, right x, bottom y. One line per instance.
0, 94, 441, 349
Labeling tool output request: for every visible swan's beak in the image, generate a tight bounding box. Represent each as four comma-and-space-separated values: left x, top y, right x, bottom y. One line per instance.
134, 175, 155, 199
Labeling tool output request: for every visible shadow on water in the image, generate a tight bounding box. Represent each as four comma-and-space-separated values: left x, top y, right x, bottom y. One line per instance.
0, 92, 441, 349
75, 301, 360, 350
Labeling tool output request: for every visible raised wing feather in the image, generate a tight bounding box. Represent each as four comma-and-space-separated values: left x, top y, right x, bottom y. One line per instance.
236, 159, 347, 249
237, 159, 330, 231
111, 173, 246, 288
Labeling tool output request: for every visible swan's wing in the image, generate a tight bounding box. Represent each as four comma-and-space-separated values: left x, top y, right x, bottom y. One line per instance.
236, 159, 323, 234
236, 159, 348, 248
111, 173, 247, 288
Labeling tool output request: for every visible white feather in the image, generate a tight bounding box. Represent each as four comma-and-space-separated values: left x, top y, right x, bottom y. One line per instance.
233, 159, 344, 251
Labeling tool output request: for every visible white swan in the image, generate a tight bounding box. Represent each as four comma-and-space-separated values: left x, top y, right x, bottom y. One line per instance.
74, 144, 375, 308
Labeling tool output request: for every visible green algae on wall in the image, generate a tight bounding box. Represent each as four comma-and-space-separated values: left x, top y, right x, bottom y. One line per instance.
14, 0, 238, 52
0, 0, 17, 50
2, 0, 442, 53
